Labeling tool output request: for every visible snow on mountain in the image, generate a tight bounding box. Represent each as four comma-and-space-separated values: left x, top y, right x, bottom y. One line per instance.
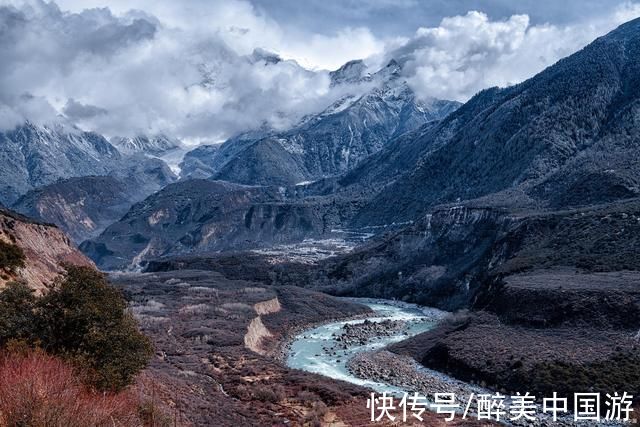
185, 59, 460, 186
0, 122, 122, 205
110, 135, 184, 156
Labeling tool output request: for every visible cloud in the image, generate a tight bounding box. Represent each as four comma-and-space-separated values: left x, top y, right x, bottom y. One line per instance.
0, 1, 158, 129
63, 99, 108, 120
385, 4, 640, 101
283, 27, 383, 70
1, 0, 639, 142
0, 0, 385, 142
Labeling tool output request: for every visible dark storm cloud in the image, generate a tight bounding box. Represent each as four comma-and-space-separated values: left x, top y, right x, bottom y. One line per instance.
63, 99, 108, 120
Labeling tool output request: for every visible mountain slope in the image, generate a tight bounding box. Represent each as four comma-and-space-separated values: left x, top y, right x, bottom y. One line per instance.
354, 18, 640, 226
178, 144, 221, 179
12, 155, 176, 243
110, 135, 183, 156
184, 60, 459, 186
0, 123, 122, 205
81, 179, 362, 270
0, 208, 93, 292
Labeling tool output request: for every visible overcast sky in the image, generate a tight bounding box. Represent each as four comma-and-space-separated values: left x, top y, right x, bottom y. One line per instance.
1, 0, 640, 142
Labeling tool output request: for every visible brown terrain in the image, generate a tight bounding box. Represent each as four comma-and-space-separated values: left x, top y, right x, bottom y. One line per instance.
144, 201, 640, 420
0, 207, 489, 425
111, 270, 486, 426
3, 202, 638, 424
0, 208, 93, 292
390, 268, 640, 412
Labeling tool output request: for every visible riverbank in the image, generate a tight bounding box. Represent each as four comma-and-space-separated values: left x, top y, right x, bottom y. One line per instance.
285, 298, 448, 392
285, 298, 630, 427
110, 271, 387, 426
345, 350, 599, 427
270, 297, 445, 365
347, 350, 486, 401
266, 297, 375, 365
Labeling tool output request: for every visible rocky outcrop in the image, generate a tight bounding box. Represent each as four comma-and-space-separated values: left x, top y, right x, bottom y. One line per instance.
81, 179, 363, 270
334, 319, 407, 347
254, 297, 281, 316
244, 317, 274, 355
0, 209, 94, 292
480, 268, 640, 329
244, 297, 281, 355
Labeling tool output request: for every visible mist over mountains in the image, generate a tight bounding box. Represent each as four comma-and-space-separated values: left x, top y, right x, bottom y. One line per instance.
3, 16, 640, 272
2, 56, 457, 248
3, 2, 640, 425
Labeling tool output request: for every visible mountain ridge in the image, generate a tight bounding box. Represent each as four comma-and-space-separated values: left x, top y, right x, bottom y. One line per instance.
183, 59, 460, 186
352, 17, 640, 226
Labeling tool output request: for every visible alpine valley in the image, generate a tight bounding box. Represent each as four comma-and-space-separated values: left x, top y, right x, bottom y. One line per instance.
2, 6, 640, 426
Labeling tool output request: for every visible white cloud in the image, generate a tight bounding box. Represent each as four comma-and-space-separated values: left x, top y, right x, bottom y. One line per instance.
1, 0, 639, 141
0, 0, 389, 141
53, 0, 384, 70
388, 4, 640, 101
0, 0, 367, 141
281, 27, 383, 70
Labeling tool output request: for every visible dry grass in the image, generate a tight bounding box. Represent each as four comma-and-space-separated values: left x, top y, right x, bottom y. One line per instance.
0, 351, 142, 427
178, 304, 210, 315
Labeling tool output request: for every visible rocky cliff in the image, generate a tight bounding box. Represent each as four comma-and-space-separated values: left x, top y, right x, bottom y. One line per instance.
0, 209, 94, 292
304, 197, 640, 310
81, 179, 364, 271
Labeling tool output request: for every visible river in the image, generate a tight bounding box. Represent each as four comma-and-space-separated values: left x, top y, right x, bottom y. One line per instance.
286, 298, 624, 427
286, 298, 447, 394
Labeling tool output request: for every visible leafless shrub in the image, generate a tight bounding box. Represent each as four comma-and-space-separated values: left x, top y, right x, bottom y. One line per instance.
0, 350, 141, 426
178, 304, 210, 315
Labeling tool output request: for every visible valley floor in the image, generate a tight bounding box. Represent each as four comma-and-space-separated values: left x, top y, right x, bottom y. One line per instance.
112, 270, 481, 426
113, 259, 640, 426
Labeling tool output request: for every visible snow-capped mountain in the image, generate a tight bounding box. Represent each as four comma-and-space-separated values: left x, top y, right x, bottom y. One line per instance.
110, 134, 184, 156
111, 134, 188, 175
353, 16, 640, 226
81, 18, 640, 272
183, 59, 460, 186
0, 123, 177, 239
329, 59, 370, 86
0, 122, 122, 205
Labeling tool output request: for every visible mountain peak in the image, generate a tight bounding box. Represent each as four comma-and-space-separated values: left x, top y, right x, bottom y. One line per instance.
373, 59, 402, 82
385, 58, 400, 68
354, 16, 640, 226
111, 134, 183, 156
329, 59, 370, 86
249, 48, 282, 65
